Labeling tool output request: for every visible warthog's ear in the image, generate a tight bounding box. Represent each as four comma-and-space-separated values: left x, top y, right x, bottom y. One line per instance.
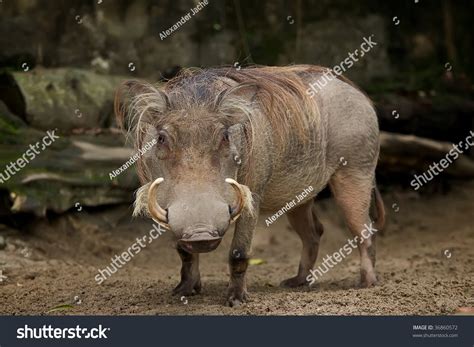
213, 82, 259, 115
114, 80, 169, 137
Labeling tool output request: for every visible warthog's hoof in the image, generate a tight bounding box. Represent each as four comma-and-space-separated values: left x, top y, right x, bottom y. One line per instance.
226, 289, 250, 307
172, 277, 202, 296
279, 276, 308, 288
359, 271, 377, 288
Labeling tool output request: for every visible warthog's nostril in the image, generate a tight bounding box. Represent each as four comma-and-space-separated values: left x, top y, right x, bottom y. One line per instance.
182, 227, 220, 241
228, 205, 233, 216
182, 233, 192, 239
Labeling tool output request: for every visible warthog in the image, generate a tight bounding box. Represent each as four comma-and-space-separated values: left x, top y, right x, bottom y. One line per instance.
115, 65, 385, 306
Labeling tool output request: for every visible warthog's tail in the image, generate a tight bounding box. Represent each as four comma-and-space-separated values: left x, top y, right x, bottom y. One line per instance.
370, 184, 385, 233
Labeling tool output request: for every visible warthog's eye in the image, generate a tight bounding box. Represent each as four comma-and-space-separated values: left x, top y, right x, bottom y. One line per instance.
158, 132, 168, 145
222, 130, 229, 143
217, 130, 229, 151
156, 131, 172, 160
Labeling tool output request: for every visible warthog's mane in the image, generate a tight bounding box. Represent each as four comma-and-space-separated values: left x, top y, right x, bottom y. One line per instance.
164, 65, 323, 149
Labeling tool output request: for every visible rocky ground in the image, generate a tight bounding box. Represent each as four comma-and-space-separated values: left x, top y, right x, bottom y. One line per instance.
0, 181, 473, 315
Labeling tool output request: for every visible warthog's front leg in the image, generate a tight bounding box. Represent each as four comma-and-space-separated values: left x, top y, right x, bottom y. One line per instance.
280, 200, 324, 288
172, 247, 201, 296
226, 209, 258, 307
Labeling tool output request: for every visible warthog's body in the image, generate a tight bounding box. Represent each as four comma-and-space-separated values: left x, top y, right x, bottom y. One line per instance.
115, 65, 385, 306
258, 75, 378, 211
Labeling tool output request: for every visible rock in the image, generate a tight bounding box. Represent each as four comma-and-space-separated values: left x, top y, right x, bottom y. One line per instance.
0, 100, 26, 130
1, 69, 126, 132
279, 14, 391, 85
0, 235, 6, 250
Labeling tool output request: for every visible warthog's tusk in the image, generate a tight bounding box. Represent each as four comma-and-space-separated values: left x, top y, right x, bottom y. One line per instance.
147, 177, 170, 230
225, 178, 245, 223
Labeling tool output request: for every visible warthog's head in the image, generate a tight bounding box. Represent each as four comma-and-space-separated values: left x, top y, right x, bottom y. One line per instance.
115, 77, 255, 253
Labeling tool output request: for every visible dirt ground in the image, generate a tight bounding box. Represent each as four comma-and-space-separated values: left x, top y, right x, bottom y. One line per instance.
0, 182, 473, 315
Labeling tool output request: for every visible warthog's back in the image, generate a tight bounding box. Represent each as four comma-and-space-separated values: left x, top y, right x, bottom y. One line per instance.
257, 67, 379, 211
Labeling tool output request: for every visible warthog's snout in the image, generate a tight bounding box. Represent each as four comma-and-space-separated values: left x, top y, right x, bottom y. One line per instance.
147, 177, 248, 253
178, 227, 223, 253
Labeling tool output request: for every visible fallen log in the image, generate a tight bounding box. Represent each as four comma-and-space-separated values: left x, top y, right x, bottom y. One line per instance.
0, 124, 138, 216
375, 93, 474, 145
379, 131, 474, 178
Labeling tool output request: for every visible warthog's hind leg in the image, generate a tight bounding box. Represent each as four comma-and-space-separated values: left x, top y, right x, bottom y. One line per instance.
280, 200, 324, 288
329, 170, 378, 287
172, 247, 201, 296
